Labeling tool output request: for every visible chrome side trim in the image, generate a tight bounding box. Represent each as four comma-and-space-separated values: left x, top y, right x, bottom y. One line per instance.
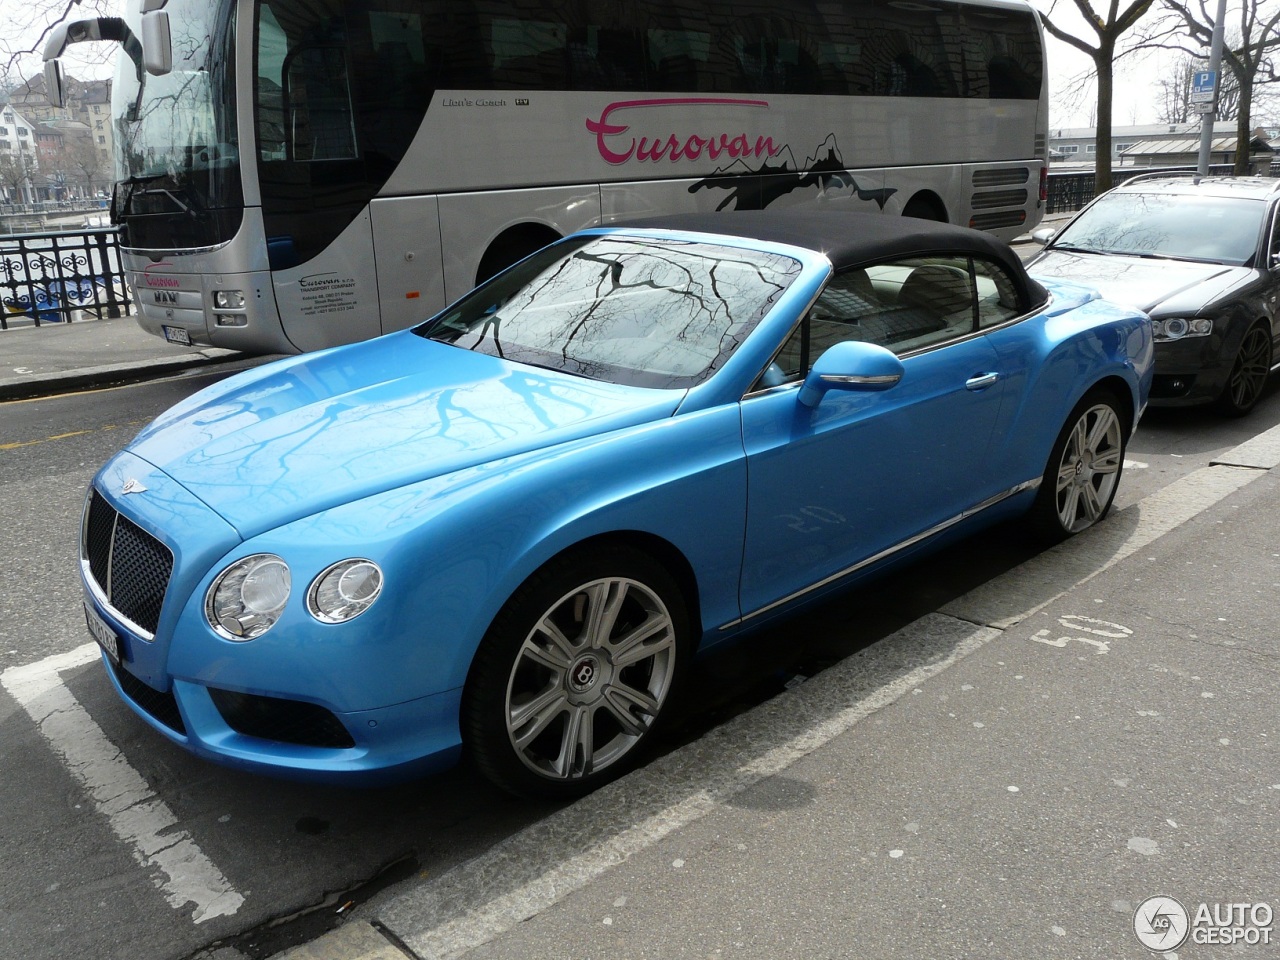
720, 477, 1042, 631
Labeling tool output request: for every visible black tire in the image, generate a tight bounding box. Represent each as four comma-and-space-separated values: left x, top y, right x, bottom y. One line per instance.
462, 545, 689, 798
1213, 322, 1272, 418
1028, 387, 1128, 542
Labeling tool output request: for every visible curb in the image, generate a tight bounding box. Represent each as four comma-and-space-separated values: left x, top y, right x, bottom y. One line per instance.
0, 350, 262, 402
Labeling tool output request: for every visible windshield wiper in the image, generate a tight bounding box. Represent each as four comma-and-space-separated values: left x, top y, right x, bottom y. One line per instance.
1047, 243, 1102, 255
112, 174, 164, 221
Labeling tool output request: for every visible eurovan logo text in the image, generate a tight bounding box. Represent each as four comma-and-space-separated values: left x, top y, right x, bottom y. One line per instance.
143, 263, 180, 288
585, 98, 780, 165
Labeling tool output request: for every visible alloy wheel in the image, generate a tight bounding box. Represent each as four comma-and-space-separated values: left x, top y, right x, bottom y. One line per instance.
1053, 402, 1123, 534
504, 576, 677, 781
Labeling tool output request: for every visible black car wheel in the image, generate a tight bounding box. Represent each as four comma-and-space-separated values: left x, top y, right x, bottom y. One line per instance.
1214, 322, 1272, 418
463, 545, 689, 798
1028, 387, 1127, 542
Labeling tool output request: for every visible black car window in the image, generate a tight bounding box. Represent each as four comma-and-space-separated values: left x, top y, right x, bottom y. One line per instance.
1053, 192, 1267, 265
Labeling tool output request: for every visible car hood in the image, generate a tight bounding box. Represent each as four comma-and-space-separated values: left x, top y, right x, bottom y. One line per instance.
1028, 249, 1250, 313
127, 332, 684, 537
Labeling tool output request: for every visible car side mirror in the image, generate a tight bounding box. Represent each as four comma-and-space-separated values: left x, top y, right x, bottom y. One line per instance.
1030, 227, 1056, 245
798, 341, 905, 408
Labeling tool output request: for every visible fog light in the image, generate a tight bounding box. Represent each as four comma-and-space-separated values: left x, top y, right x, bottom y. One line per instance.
215, 313, 248, 327
214, 290, 246, 309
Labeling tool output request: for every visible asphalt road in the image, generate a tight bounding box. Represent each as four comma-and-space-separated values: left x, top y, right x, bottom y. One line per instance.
2, 367, 1279, 960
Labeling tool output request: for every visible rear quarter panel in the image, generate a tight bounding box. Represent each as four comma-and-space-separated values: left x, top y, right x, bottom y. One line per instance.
985, 283, 1152, 486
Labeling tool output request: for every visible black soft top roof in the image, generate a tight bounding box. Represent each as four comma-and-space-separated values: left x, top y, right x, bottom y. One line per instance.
615, 210, 1049, 307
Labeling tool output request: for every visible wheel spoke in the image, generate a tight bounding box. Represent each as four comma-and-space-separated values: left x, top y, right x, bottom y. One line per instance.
509, 685, 569, 750
1093, 448, 1122, 475
609, 615, 673, 669
1077, 481, 1103, 523
553, 704, 592, 778
1055, 458, 1076, 493
520, 633, 573, 674
583, 580, 627, 648
1085, 409, 1116, 451
1059, 487, 1080, 530
533, 616, 578, 666
601, 681, 659, 737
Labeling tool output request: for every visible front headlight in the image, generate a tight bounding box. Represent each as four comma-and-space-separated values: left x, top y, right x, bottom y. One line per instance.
205, 554, 291, 640
1153, 317, 1213, 341
307, 559, 383, 624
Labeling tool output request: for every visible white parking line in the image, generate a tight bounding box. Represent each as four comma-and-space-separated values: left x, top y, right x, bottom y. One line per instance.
1, 644, 244, 924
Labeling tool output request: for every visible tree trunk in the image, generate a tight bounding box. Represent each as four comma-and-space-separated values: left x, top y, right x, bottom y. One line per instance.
1095, 42, 1116, 192
1234, 75, 1254, 175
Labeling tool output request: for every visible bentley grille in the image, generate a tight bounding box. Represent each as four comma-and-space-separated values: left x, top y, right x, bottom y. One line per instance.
83, 489, 173, 637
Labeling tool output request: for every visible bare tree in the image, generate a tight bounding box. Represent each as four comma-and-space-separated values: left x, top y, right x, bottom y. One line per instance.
1158, 50, 1244, 121
1036, 0, 1160, 190
0, 152, 37, 203
0, 0, 118, 86
1143, 0, 1280, 173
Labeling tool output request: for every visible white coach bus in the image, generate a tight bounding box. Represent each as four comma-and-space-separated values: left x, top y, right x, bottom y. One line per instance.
45, 0, 1048, 355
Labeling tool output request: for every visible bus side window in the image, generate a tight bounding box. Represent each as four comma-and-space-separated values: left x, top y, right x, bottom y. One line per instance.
284, 45, 358, 161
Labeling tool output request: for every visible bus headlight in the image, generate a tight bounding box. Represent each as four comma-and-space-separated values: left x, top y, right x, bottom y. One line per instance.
206, 554, 291, 640
1153, 317, 1213, 341
213, 290, 246, 309
308, 560, 383, 624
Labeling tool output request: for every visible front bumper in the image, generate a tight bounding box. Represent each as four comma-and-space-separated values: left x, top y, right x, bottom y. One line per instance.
90, 590, 463, 785
1148, 333, 1232, 406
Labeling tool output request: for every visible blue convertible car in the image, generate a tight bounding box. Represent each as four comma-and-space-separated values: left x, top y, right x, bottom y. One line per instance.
81, 213, 1152, 797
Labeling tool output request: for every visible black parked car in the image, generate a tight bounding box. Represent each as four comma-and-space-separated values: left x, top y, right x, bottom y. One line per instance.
1028, 174, 1280, 416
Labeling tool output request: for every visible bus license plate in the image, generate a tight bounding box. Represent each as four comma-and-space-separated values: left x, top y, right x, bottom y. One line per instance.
162, 325, 192, 345
84, 603, 121, 665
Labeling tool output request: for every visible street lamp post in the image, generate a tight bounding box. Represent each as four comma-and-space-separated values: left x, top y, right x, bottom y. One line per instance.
1196, 0, 1229, 177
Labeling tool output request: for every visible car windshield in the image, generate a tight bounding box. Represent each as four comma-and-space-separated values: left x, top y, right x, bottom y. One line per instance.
418, 235, 803, 389
1052, 191, 1266, 265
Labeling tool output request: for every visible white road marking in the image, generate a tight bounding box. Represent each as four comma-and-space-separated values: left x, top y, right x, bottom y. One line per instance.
1, 644, 244, 923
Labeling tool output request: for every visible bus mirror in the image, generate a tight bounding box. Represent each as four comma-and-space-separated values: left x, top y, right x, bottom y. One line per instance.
141, 11, 173, 76
44, 59, 66, 108
141, 0, 169, 11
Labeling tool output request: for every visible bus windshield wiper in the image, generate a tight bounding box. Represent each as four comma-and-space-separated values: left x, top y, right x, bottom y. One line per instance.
113, 174, 164, 221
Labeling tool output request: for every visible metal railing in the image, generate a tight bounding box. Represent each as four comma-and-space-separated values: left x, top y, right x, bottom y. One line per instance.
1045, 164, 1241, 214
0, 227, 131, 329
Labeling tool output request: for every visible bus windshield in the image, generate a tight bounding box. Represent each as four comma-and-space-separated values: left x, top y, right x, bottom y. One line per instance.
112, 0, 243, 247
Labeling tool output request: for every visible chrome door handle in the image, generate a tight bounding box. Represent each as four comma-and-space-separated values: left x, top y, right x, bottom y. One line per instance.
965, 372, 1000, 390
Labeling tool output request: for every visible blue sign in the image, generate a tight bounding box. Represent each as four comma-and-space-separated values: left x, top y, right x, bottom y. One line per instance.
1191, 70, 1217, 103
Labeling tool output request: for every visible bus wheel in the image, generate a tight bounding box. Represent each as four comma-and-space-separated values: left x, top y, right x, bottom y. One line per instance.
476, 225, 561, 286
902, 195, 948, 223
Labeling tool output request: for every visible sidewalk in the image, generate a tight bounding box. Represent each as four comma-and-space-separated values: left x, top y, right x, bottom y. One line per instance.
293, 426, 1280, 960
0, 311, 263, 402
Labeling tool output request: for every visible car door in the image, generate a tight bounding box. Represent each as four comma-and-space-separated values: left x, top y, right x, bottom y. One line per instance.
738, 255, 1010, 621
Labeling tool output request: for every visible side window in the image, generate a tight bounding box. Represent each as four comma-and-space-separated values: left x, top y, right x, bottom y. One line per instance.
862, 256, 975, 351
758, 255, 982, 389
1268, 207, 1280, 267
974, 258, 1023, 328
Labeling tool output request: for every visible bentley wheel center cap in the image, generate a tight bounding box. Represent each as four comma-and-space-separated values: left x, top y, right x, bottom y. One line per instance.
569, 655, 602, 693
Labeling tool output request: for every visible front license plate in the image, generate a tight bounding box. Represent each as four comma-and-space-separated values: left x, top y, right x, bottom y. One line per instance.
84, 602, 122, 665
162, 324, 192, 345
